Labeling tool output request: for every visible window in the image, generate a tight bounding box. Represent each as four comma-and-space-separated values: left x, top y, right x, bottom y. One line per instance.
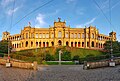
26, 33, 28, 39
36, 33, 38, 38
74, 33, 77, 38
46, 34, 49, 38
65, 33, 68, 38
86, 33, 89, 38
71, 33, 74, 38
40, 33, 42, 38
43, 33, 45, 38
78, 33, 80, 38
82, 33, 84, 38
92, 33, 94, 39
31, 33, 34, 38
51, 33, 54, 38
58, 31, 62, 38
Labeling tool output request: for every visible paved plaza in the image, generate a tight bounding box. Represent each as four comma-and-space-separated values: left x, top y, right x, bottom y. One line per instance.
0, 65, 120, 81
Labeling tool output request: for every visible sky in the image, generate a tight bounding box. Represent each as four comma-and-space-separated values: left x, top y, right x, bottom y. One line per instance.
0, 0, 120, 41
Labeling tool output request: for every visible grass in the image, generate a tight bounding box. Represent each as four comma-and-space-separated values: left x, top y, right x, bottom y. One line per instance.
10, 46, 105, 64
43, 61, 75, 65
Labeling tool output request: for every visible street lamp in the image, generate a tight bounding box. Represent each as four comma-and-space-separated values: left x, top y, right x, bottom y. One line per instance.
59, 50, 62, 65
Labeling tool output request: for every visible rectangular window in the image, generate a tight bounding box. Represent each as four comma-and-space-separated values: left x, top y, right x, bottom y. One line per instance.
40, 33, 42, 38
65, 33, 68, 38
74, 33, 77, 38
46, 34, 49, 38
31, 33, 34, 38
71, 33, 74, 38
36, 33, 38, 38
82, 33, 84, 39
78, 33, 80, 38
43, 33, 45, 38
26, 33, 28, 39
51, 33, 54, 38
58, 31, 62, 38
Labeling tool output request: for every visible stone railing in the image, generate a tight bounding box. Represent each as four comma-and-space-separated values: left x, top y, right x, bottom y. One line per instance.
83, 58, 120, 69
0, 58, 37, 70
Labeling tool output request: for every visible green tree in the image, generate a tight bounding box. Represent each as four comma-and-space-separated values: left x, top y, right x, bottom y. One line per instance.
62, 50, 71, 61
0, 40, 12, 53
73, 55, 80, 61
104, 41, 120, 53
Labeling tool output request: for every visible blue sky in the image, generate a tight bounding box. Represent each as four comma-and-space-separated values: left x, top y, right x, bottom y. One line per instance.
0, 0, 120, 41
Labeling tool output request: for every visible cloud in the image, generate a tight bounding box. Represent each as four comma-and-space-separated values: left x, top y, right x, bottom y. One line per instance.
76, 17, 96, 28
66, 0, 76, 3
35, 13, 46, 27
76, 9, 85, 15
7, 7, 19, 15
1, 0, 14, 7
46, 9, 60, 16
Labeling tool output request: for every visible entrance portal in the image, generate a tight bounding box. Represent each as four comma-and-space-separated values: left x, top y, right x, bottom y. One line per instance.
58, 40, 62, 46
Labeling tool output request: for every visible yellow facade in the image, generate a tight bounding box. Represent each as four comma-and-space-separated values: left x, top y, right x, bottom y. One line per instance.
2, 19, 116, 51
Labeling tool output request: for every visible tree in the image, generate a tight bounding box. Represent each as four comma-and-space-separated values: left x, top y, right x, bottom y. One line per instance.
104, 41, 120, 54
0, 40, 12, 53
73, 55, 80, 61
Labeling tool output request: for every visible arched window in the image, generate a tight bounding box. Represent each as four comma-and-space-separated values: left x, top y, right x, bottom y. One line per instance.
26, 41, 28, 47
58, 31, 62, 38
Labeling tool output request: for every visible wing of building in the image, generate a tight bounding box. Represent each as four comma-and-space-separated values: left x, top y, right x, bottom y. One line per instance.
2, 19, 116, 51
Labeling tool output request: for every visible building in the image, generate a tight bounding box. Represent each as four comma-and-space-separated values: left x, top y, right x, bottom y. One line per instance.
2, 18, 116, 51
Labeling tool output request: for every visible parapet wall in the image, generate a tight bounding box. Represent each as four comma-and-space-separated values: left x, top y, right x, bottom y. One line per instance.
0, 58, 37, 70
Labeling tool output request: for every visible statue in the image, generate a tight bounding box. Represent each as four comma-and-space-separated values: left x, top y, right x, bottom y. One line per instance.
58, 17, 61, 22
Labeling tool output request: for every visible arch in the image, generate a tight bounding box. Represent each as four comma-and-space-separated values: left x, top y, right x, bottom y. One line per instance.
66, 41, 69, 46
26, 41, 28, 47
17, 43, 18, 48
31, 41, 33, 47
87, 42, 89, 47
43, 42, 45, 47
58, 40, 62, 46
46, 42, 49, 47
78, 42, 80, 47
91, 41, 94, 47
101, 43, 102, 48
15, 44, 16, 48
36, 42, 38, 47
82, 42, 84, 47
99, 43, 100, 48
71, 42, 73, 47
39, 42, 41, 47
96, 43, 98, 47
75, 42, 77, 47
13, 44, 14, 48
51, 41, 54, 46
